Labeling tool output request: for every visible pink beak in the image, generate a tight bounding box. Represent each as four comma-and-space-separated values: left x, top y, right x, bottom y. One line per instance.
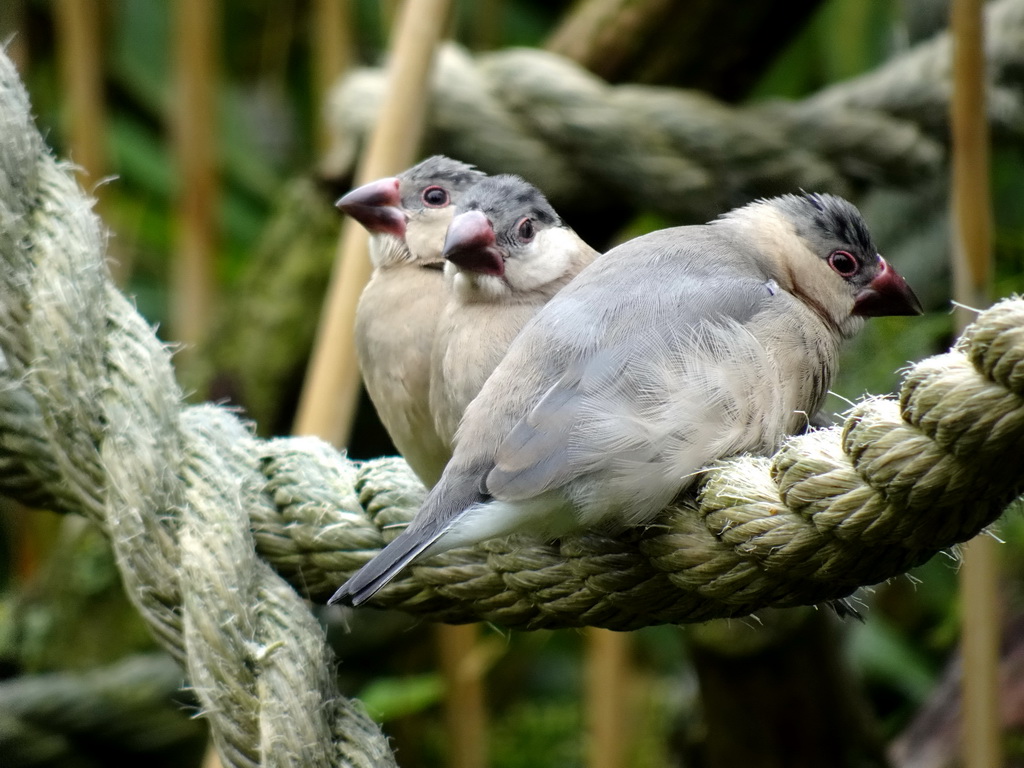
853, 256, 923, 317
443, 210, 505, 277
336, 177, 406, 238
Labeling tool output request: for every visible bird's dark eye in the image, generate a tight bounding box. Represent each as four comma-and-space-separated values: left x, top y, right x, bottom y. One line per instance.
421, 186, 449, 208
828, 250, 859, 278
517, 217, 535, 242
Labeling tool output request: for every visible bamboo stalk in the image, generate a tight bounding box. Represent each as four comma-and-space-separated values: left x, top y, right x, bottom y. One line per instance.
54, 0, 106, 189
0, 0, 29, 72
950, 1, 1000, 766
543, 0, 674, 80
292, 0, 449, 443
175, 5, 221, 766
311, 0, 354, 154
585, 628, 631, 768
172, 0, 220, 357
437, 623, 488, 768
294, 3, 489, 767
201, 742, 224, 768
53, 0, 131, 284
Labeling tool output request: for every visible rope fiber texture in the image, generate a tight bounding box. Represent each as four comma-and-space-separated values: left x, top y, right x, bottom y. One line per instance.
0, 654, 205, 764
0, 52, 396, 768
3, 46, 1024, 631
323, 0, 1024, 221
3, 10, 1024, 765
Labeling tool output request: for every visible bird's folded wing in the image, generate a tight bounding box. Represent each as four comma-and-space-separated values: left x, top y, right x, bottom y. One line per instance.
485, 348, 627, 501
482, 273, 783, 503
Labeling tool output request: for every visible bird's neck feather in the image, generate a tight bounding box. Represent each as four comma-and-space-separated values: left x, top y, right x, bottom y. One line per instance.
718, 205, 861, 337
368, 233, 412, 269
405, 209, 454, 265
448, 228, 596, 306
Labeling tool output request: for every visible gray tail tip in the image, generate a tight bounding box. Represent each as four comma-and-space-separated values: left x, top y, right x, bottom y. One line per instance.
324, 525, 444, 608
327, 583, 358, 607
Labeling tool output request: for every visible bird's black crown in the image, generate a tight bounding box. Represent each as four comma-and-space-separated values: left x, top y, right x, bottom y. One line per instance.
771, 192, 877, 256
403, 155, 485, 189
461, 174, 561, 227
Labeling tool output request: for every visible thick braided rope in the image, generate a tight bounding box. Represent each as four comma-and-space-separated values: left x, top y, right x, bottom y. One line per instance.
324, 306, 1024, 630
324, 0, 1024, 219
0, 52, 395, 768
2, 42, 1024, 633
0, 654, 201, 761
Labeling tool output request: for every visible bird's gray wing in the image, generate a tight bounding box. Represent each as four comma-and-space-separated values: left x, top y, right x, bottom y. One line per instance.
485, 269, 781, 502
486, 346, 621, 500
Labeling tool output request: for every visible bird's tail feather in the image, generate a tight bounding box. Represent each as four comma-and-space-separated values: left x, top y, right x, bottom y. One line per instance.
328, 525, 447, 607
329, 465, 490, 607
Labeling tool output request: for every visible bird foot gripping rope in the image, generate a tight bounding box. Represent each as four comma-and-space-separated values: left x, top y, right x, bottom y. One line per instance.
2, 43, 1024, 768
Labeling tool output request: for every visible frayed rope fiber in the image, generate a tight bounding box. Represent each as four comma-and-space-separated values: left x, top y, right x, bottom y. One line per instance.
0, 50, 396, 768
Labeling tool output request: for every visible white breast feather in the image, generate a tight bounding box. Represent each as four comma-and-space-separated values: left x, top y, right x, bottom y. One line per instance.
566, 319, 790, 527
506, 228, 581, 293
438, 319, 796, 550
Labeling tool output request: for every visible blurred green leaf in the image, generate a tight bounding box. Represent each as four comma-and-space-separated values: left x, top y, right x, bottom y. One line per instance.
849, 615, 937, 704
490, 700, 582, 768
357, 673, 444, 723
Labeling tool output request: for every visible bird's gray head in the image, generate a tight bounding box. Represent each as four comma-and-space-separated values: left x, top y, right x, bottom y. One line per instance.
441, 174, 588, 302
723, 193, 922, 338
399, 156, 485, 211
772, 193, 877, 261
336, 155, 485, 268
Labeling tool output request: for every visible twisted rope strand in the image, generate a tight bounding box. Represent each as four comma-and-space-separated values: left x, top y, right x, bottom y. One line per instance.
0, 50, 396, 768
323, 298, 1024, 630
323, 0, 1024, 219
